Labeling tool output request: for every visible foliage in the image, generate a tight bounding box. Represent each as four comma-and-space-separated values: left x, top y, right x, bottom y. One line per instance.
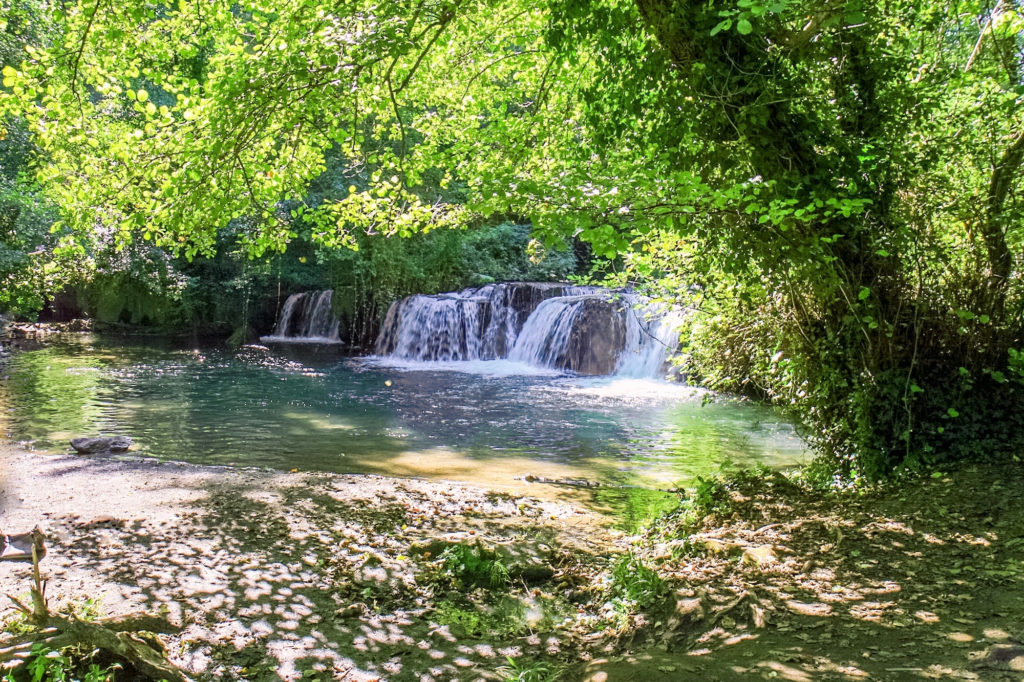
496, 657, 565, 682
438, 543, 510, 590
607, 552, 666, 610
433, 592, 571, 640
460, 223, 576, 284
320, 221, 577, 344
648, 464, 789, 537
1, 643, 120, 682
4, 0, 1024, 474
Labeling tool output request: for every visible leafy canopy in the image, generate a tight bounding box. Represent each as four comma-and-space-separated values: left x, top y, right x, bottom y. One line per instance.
5, 0, 1024, 475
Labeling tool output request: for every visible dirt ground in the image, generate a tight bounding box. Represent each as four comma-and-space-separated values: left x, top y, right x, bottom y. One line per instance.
584, 463, 1024, 682
0, 445, 620, 680
2, 441, 1024, 681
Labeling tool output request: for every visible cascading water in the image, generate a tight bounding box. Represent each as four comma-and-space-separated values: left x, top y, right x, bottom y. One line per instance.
507, 296, 590, 368
615, 299, 686, 378
261, 290, 342, 343
374, 283, 598, 361
374, 282, 684, 378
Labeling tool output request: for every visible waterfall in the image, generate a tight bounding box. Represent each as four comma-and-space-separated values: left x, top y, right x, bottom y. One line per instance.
375, 282, 684, 378
374, 293, 487, 361
261, 290, 342, 343
374, 282, 599, 361
508, 296, 591, 369
616, 298, 686, 378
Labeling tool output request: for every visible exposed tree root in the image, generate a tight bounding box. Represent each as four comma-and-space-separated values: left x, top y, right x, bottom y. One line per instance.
0, 534, 189, 681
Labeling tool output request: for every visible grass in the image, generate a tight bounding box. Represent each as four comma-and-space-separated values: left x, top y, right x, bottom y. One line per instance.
496, 656, 565, 682
438, 542, 510, 589
608, 552, 667, 610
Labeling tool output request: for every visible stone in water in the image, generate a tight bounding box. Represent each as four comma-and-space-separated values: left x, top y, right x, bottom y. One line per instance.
70, 436, 133, 454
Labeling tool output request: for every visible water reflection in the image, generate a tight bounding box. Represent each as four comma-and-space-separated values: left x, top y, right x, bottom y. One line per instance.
0, 335, 807, 498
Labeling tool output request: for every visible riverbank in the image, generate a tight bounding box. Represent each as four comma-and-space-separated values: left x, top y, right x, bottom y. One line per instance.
0, 443, 627, 679
586, 461, 1024, 681
3, 444, 1024, 680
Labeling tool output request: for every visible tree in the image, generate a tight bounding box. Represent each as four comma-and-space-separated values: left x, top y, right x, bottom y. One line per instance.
3, 0, 1024, 475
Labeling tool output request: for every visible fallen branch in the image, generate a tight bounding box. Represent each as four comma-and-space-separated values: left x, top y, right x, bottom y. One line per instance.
1, 531, 191, 681
49, 616, 188, 682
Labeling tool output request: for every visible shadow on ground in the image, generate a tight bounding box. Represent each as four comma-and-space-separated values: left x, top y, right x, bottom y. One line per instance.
583, 463, 1024, 681
3, 459, 619, 681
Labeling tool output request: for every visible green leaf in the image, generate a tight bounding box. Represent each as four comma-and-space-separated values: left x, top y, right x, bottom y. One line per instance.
710, 19, 731, 36
946, 407, 959, 418
858, 286, 871, 300
136, 89, 148, 102
736, 19, 753, 35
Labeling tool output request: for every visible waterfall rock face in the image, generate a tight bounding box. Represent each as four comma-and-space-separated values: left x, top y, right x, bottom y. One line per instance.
261, 290, 341, 343
564, 297, 629, 375
508, 295, 627, 375
374, 282, 595, 361
375, 282, 683, 378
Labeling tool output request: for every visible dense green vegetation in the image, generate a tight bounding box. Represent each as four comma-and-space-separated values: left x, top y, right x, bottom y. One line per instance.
3, 0, 1024, 477
32, 219, 576, 345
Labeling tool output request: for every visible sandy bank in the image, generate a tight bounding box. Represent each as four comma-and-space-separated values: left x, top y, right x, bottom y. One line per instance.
0, 442, 622, 680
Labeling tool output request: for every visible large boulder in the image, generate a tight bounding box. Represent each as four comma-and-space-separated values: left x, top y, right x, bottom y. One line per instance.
70, 436, 133, 454
501, 282, 574, 329
560, 297, 628, 375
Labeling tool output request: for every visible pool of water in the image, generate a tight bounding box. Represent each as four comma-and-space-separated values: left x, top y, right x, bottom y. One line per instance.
0, 335, 807, 513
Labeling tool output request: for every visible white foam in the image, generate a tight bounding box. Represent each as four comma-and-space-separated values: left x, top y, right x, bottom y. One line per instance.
359, 356, 566, 378
557, 377, 706, 402
259, 335, 344, 345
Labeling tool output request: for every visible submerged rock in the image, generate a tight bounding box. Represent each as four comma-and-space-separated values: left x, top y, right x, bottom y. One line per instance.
70, 436, 133, 454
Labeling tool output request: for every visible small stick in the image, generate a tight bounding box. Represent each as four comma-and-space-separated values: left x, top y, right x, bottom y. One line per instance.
29, 534, 48, 625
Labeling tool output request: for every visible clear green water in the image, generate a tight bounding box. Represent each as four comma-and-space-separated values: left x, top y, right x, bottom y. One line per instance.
0, 335, 807, 514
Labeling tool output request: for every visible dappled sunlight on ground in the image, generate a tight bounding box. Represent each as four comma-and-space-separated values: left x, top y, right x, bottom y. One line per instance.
582, 463, 1024, 680
0, 450, 621, 680
4, 445, 1024, 680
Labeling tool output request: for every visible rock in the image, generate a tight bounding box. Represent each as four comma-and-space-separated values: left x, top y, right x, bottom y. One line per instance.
373, 282, 613, 362
974, 644, 1024, 672
517, 563, 556, 584
665, 595, 706, 633
335, 602, 367, 619
70, 436, 133, 454
501, 282, 578, 334
742, 545, 778, 567
521, 473, 602, 488
408, 536, 556, 584
79, 515, 125, 528
491, 542, 555, 585
408, 538, 453, 558
556, 296, 628, 375
697, 538, 736, 555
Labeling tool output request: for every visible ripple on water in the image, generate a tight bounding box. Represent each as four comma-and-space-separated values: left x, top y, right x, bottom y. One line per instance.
0, 336, 808, 509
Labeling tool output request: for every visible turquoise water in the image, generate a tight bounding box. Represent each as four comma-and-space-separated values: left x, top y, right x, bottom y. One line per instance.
0, 336, 807, 506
